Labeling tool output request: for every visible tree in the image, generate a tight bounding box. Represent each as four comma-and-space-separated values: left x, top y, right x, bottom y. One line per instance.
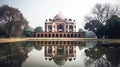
86, 31, 96, 38
85, 43, 120, 67
78, 28, 84, 32
104, 15, 120, 39
85, 3, 120, 23
34, 26, 43, 32
0, 5, 28, 37
84, 3, 120, 38
23, 26, 33, 37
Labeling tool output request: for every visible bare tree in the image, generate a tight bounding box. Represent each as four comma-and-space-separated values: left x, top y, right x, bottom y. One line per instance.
84, 3, 120, 38
85, 3, 120, 24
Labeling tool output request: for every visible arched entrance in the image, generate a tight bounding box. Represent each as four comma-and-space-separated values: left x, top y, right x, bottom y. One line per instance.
69, 25, 73, 32
57, 24, 64, 32
48, 25, 52, 32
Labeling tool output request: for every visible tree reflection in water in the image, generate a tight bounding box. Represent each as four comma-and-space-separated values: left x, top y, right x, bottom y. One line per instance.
0, 42, 33, 67
85, 42, 120, 67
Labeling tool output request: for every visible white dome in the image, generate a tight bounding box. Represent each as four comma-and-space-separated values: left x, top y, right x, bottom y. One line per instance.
54, 12, 66, 20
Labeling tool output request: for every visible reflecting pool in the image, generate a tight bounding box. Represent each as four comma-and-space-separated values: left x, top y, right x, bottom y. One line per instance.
0, 40, 120, 67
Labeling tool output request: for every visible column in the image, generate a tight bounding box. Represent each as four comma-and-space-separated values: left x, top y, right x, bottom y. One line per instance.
68, 24, 69, 32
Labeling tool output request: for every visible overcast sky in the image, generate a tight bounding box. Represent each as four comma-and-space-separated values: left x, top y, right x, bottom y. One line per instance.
0, 0, 120, 31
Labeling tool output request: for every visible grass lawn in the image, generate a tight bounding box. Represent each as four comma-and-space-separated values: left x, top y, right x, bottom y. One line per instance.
0, 37, 120, 43
0, 38, 27, 43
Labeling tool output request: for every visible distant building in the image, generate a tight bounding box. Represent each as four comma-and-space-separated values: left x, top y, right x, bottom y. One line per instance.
33, 12, 85, 38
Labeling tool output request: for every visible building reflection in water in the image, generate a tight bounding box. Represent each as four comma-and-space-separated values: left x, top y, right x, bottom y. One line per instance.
45, 45, 76, 66
34, 40, 85, 46
34, 41, 85, 66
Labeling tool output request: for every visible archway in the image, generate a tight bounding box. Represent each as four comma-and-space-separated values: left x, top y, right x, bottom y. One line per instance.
56, 34, 58, 37
37, 34, 40, 37
71, 34, 73, 37
57, 24, 64, 32
64, 34, 66, 37
67, 34, 70, 37
41, 34, 43, 37
45, 34, 47, 37
48, 25, 52, 32
69, 25, 73, 32
52, 34, 54, 37
49, 34, 51, 37
60, 34, 62, 37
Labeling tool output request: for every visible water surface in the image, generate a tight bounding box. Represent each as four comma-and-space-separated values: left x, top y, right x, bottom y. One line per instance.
0, 40, 120, 67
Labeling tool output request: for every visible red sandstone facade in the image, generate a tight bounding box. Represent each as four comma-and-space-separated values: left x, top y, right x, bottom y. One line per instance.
33, 32, 85, 38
